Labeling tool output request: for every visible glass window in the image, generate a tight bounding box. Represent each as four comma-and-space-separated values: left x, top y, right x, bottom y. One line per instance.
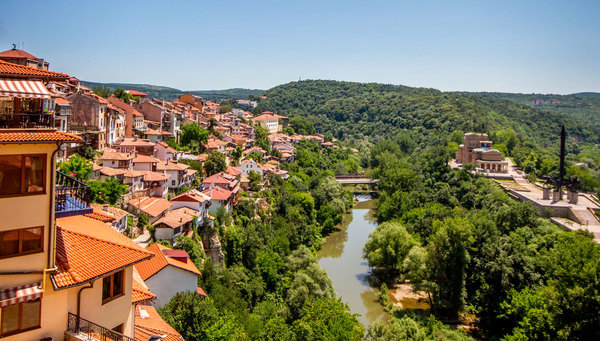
21, 227, 42, 253
112, 271, 123, 297
24, 156, 44, 193
0, 155, 22, 195
102, 270, 124, 304
1, 304, 19, 335
20, 300, 40, 330
0, 230, 19, 257
102, 276, 112, 301
0, 227, 43, 258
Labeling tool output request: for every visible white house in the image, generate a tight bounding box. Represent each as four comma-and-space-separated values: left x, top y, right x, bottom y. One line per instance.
201, 186, 235, 213
171, 189, 211, 225
236, 159, 265, 177
153, 210, 194, 242
135, 243, 201, 308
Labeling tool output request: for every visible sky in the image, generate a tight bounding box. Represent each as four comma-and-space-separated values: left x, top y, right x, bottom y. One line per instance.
1, 0, 599, 94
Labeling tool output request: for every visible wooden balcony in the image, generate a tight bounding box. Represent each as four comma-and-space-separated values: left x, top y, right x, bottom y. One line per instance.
0, 111, 55, 129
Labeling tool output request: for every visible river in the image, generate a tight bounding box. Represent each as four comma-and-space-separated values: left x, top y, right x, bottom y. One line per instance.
317, 195, 388, 326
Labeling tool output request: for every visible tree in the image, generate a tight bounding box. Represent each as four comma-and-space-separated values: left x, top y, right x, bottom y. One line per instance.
204, 152, 226, 176
88, 178, 128, 205
58, 155, 93, 181
174, 235, 205, 271
181, 123, 209, 152
231, 146, 243, 165
113, 88, 133, 103
159, 292, 247, 341
254, 125, 271, 152
290, 116, 315, 135
363, 222, 420, 277
248, 170, 263, 191
92, 85, 111, 98
425, 217, 472, 318
293, 297, 364, 341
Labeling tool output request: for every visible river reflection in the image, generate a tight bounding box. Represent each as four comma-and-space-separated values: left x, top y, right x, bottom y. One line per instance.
317, 196, 388, 326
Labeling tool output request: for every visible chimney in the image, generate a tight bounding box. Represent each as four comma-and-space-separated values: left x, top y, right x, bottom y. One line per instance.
180, 217, 182, 222
103, 204, 109, 212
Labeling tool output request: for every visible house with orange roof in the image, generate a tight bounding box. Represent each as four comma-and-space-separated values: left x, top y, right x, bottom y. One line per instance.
87, 203, 129, 233
141, 171, 171, 198
54, 97, 71, 133
135, 243, 201, 308
171, 189, 211, 224
128, 196, 172, 224
98, 166, 126, 182
126, 89, 147, 98
236, 159, 266, 177
0, 46, 49, 69
154, 141, 178, 161
123, 169, 146, 193
153, 209, 195, 242
0, 129, 181, 341
133, 153, 159, 171
206, 138, 227, 153
201, 185, 236, 213
100, 149, 134, 169
114, 137, 156, 156
178, 93, 203, 111
202, 172, 239, 191
156, 160, 195, 190
252, 112, 288, 134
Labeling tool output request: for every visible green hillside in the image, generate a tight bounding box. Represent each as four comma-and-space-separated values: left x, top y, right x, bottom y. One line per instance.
467, 91, 600, 130
257, 80, 597, 147
81, 80, 263, 101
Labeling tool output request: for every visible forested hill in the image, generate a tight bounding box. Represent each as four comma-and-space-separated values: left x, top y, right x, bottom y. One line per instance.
462, 91, 600, 130
256, 80, 597, 147
81, 81, 263, 101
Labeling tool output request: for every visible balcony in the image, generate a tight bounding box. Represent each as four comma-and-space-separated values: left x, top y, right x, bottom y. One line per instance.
66, 313, 135, 341
55, 171, 93, 218
0, 112, 55, 129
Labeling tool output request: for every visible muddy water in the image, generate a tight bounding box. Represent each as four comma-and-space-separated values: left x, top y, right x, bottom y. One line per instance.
317, 196, 388, 326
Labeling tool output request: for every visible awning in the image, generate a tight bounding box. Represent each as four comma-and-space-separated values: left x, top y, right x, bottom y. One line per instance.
0, 282, 43, 308
0, 79, 51, 99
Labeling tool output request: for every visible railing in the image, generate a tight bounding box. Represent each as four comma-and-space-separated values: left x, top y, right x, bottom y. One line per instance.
67, 313, 135, 341
334, 173, 367, 179
0, 111, 54, 128
55, 171, 93, 218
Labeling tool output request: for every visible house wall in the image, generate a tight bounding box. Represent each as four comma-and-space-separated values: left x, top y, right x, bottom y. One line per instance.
133, 162, 153, 171
0, 143, 56, 289
144, 266, 198, 308
136, 101, 163, 122
155, 225, 175, 241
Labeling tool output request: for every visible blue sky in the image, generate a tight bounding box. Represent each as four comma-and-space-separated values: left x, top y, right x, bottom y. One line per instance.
1, 0, 598, 94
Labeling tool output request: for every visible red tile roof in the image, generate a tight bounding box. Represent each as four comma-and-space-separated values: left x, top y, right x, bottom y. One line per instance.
132, 278, 156, 304
0, 48, 38, 59
135, 243, 201, 281
135, 305, 184, 341
142, 171, 171, 182
0, 60, 69, 80
202, 186, 233, 201
127, 90, 147, 97
171, 189, 210, 203
133, 154, 159, 163
154, 210, 194, 229
54, 97, 70, 105
0, 129, 82, 143
128, 196, 171, 218
52, 216, 153, 289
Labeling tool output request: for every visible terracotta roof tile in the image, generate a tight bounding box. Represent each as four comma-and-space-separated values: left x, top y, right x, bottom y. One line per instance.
99, 166, 126, 177
201, 186, 233, 201
89, 203, 128, 221
135, 305, 183, 341
127, 90, 147, 97
171, 189, 210, 203
0, 48, 38, 59
0, 60, 69, 80
100, 150, 134, 161
0, 129, 82, 143
54, 97, 70, 105
135, 243, 201, 281
132, 278, 156, 304
154, 210, 194, 229
128, 196, 171, 218
51, 216, 153, 289
156, 160, 189, 171
142, 171, 171, 182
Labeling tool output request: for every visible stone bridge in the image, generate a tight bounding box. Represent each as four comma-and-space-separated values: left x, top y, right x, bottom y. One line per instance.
334, 173, 379, 185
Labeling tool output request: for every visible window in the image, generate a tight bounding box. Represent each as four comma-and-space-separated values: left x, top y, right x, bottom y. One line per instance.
0, 299, 41, 336
0, 155, 46, 196
0, 227, 43, 258
102, 270, 124, 304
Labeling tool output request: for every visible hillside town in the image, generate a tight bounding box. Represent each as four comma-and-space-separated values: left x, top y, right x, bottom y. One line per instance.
0, 47, 346, 340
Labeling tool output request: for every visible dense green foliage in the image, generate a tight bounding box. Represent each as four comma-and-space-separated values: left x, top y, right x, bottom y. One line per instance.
58, 155, 92, 180
159, 142, 363, 340
257, 80, 596, 147
180, 122, 209, 153
88, 178, 128, 205
363, 136, 600, 339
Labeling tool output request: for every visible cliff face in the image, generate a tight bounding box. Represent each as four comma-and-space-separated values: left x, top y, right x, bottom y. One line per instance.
202, 224, 224, 266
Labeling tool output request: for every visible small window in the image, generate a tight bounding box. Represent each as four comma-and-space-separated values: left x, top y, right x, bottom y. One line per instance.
102, 270, 124, 304
0, 299, 41, 336
0, 227, 43, 258
0, 155, 46, 196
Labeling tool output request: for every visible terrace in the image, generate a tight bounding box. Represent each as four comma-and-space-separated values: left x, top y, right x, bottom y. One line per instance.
66, 313, 135, 341
55, 171, 93, 218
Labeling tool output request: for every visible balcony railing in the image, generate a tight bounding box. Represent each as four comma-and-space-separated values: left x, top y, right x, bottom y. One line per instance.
55, 171, 93, 218
0, 112, 55, 128
67, 313, 135, 341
